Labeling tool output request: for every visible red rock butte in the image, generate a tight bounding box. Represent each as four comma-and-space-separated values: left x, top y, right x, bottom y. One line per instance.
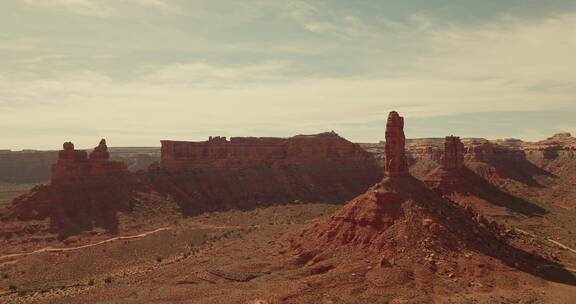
4, 139, 133, 237
52, 139, 129, 187
150, 132, 383, 214
158, 132, 373, 171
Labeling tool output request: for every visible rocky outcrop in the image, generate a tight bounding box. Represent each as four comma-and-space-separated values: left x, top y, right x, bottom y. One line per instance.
50, 140, 130, 187
423, 136, 466, 192
292, 112, 502, 253
150, 132, 382, 214
384, 111, 409, 177
3, 139, 134, 237
290, 112, 565, 287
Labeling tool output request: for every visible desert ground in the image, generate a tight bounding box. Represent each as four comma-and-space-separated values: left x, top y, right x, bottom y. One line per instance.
1, 186, 575, 303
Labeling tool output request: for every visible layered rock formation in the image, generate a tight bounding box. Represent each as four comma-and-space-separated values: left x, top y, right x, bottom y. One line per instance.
290, 111, 563, 286
50, 140, 129, 187
150, 132, 382, 214
3, 139, 134, 237
522, 132, 576, 162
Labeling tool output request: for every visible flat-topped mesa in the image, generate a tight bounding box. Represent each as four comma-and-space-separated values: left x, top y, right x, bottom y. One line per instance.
384, 111, 409, 177
442, 136, 465, 170
151, 132, 383, 214
158, 131, 374, 171
51, 139, 129, 187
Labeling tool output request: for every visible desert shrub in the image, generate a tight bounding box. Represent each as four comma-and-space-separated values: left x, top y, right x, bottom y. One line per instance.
88, 279, 95, 286
156, 256, 162, 263
8, 284, 17, 291
18, 290, 27, 297
104, 277, 112, 284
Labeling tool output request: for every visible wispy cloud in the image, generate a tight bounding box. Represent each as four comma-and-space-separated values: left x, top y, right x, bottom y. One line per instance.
18, 0, 179, 17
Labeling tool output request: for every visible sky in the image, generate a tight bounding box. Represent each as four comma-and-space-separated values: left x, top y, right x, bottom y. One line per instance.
1, 0, 576, 150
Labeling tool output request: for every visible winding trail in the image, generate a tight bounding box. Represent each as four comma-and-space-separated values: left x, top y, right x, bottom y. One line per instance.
515, 228, 576, 255
0, 221, 259, 263
0, 227, 171, 261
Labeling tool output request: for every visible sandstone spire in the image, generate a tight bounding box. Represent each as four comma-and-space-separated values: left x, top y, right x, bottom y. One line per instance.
89, 138, 110, 161
423, 135, 466, 191
442, 136, 464, 170
384, 111, 408, 177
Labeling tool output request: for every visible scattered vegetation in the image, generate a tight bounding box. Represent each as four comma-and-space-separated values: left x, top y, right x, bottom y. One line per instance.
1, 273, 8, 279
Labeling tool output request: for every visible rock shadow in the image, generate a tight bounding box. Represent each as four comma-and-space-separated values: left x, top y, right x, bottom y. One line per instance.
483, 154, 556, 188
417, 177, 576, 287
450, 168, 547, 217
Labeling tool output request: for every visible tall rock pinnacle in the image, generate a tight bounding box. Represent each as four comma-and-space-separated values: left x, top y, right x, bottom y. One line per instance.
442, 136, 465, 170
384, 111, 409, 177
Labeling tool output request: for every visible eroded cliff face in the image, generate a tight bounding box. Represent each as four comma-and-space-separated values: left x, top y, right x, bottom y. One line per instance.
149, 132, 383, 214
3, 140, 134, 237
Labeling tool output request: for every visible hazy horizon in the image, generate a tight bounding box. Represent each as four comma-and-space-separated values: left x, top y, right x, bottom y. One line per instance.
1, 0, 575, 150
